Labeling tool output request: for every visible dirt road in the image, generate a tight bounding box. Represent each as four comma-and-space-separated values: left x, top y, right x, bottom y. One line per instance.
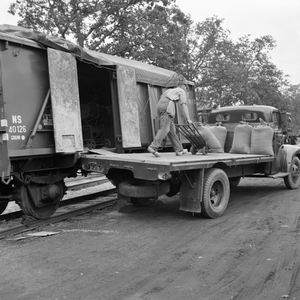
1, 177, 300, 300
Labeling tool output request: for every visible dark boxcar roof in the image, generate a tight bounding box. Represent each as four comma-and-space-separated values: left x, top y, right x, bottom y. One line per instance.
0, 24, 187, 88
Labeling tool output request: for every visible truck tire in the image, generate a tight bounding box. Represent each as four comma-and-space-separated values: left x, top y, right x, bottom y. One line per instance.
201, 168, 230, 218
119, 179, 169, 199
229, 177, 241, 188
166, 182, 181, 197
284, 156, 300, 189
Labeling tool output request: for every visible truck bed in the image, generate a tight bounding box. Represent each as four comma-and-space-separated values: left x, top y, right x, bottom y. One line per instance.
81, 150, 275, 180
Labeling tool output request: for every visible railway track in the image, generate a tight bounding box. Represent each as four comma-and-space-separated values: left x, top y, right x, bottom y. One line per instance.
0, 174, 118, 240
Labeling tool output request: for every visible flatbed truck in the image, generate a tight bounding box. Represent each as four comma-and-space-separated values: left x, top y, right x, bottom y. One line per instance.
80, 105, 300, 218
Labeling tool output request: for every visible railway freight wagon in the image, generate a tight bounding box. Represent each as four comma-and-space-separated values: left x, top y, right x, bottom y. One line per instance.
0, 25, 198, 219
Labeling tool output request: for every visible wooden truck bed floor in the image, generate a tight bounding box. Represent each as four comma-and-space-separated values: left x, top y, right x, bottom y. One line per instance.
81, 150, 275, 180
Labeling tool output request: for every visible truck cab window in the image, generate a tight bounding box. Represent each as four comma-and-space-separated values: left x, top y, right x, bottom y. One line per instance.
216, 113, 230, 122
242, 112, 257, 121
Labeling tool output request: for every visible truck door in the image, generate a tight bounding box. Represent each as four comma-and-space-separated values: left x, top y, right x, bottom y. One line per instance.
116, 66, 141, 148
47, 48, 83, 153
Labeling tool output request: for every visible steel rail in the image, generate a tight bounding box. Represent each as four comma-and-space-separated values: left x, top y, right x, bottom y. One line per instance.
0, 197, 117, 240
65, 175, 108, 191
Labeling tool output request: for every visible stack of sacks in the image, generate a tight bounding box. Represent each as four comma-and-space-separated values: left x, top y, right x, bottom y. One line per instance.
208, 123, 227, 152
229, 120, 274, 155
195, 123, 224, 153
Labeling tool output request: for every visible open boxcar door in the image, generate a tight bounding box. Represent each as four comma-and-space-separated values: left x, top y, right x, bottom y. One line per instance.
47, 48, 83, 153
116, 66, 141, 148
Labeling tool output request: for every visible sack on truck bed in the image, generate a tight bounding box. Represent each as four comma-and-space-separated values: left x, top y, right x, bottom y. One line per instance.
195, 123, 224, 153
208, 123, 227, 152
230, 122, 253, 154
250, 125, 274, 155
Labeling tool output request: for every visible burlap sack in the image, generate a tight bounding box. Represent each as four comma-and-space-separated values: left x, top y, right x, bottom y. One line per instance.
229, 123, 253, 154
250, 125, 274, 155
196, 124, 224, 153
209, 124, 227, 151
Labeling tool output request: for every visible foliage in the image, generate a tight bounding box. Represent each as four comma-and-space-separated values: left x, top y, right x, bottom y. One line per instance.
188, 22, 289, 108
281, 84, 300, 134
8, 0, 175, 49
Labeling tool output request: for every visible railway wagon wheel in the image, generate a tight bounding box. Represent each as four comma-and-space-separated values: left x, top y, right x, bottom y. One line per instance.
284, 156, 300, 189
201, 168, 230, 218
18, 180, 66, 219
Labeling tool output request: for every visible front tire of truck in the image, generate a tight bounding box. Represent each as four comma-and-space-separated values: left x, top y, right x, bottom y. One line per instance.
284, 156, 300, 189
201, 168, 230, 218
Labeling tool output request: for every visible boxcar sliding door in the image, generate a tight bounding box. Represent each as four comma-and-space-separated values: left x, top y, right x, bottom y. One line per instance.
47, 48, 83, 153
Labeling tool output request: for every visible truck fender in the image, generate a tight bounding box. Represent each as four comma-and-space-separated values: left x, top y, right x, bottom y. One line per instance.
276, 144, 300, 172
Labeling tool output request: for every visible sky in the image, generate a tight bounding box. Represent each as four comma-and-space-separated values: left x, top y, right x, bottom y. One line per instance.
0, 0, 300, 84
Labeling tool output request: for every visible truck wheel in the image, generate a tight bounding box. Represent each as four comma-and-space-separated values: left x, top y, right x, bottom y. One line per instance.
284, 156, 300, 189
119, 179, 169, 198
201, 168, 230, 218
190, 145, 197, 155
229, 177, 241, 188
130, 197, 155, 207
166, 182, 181, 197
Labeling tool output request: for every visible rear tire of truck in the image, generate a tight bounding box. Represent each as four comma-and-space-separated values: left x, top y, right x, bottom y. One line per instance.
201, 168, 230, 218
284, 156, 300, 189
229, 177, 241, 188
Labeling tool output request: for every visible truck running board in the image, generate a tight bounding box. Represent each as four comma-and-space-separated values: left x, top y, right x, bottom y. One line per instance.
267, 172, 290, 179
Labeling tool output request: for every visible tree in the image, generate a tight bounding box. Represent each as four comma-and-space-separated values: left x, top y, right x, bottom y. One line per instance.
188, 22, 289, 108
93, 3, 192, 66
282, 84, 300, 134
8, 0, 175, 49
8, 0, 193, 68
